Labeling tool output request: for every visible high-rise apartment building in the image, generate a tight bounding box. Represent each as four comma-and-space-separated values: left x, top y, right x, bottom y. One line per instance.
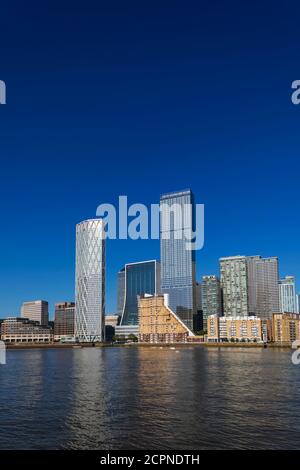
279, 276, 297, 313
160, 189, 196, 330
54, 302, 75, 340
220, 255, 279, 319
75, 219, 105, 342
250, 256, 279, 319
220, 256, 248, 317
21, 300, 49, 326
201, 275, 222, 331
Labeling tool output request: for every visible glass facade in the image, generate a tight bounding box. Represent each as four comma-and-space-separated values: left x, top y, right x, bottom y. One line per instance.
160, 189, 196, 331
75, 219, 105, 342
201, 275, 222, 331
120, 260, 160, 326
117, 268, 125, 316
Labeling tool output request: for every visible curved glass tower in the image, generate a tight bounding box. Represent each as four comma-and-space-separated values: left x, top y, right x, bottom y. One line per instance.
75, 219, 105, 342
120, 260, 160, 326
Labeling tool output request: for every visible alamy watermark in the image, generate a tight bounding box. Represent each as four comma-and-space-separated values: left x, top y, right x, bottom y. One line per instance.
0, 341, 6, 365
0, 80, 6, 104
291, 80, 300, 105
291, 340, 300, 365
96, 196, 204, 250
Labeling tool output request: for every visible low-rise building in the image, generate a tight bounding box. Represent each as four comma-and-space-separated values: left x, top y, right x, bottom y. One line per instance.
273, 313, 300, 344
105, 314, 120, 341
207, 315, 267, 343
1, 317, 53, 343
138, 294, 194, 343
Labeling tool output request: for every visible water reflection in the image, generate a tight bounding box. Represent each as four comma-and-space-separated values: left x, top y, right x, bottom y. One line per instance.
0, 346, 299, 449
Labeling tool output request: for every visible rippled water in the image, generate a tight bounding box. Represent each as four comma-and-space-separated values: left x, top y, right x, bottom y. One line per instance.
0, 346, 299, 449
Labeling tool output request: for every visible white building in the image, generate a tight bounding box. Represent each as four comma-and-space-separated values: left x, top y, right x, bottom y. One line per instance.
21, 300, 49, 326
279, 276, 297, 313
75, 219, 105, 342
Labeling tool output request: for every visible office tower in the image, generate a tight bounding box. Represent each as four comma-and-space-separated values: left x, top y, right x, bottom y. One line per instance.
138, 294, 194, 343
21, 300, 49, 326
279, 276, 297, 313
54, 302, 75, 340
75, 219, 105, 342
117, 267, 125, 316
297, 294, 300, 314
201, 275, 222, 330
255, 257, 280, 319
160, 189, 196, 330
118, 260, 160, 328
220, 256, 248, 317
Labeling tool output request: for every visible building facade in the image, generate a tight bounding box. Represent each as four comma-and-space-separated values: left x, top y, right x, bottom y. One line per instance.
160, 189, 196, 331
220, 255, 279, 319
201, 275, 222, 331
254, 257, 279, 319
220, 256, 248, 317
117, 267, 125, 316
75, 219, 105, 342
279, 276, 297, 313
207, 315, 267, 343
1, 317, 52, 343
54, 302, 75, 341
119, 260, 160, 327
21, 300, 49, 326
138, 294, 194, 343
273, 313, 300, 344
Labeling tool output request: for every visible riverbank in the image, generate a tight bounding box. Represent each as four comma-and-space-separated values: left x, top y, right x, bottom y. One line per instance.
5, 341, 292, 349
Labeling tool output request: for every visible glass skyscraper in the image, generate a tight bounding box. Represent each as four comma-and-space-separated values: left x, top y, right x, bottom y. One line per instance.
75, 219, 105, 342
160, 189, 196, 331
119, 260, 160, 326
279, 276, 297, 313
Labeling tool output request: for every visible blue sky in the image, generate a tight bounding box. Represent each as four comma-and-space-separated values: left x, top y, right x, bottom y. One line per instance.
0, 0, 299, 318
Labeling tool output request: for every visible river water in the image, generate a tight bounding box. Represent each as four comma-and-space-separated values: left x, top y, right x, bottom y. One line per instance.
0, 346, 299, 449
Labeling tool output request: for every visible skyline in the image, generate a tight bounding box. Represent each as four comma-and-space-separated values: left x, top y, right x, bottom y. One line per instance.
0, 195, 298, 319
0, 1, 300, 317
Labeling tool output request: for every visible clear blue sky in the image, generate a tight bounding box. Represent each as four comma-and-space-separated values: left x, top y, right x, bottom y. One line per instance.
0, 0, 299, 319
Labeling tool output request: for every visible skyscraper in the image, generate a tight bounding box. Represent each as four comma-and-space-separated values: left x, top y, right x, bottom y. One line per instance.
254, 257, 279, 319
279, 276, 297, 313
160, 189, 196, 330
119, 260, 160, 326
21, 300, 49, 326
75, 219, 105, 342
220, 255, 279, 319
201, 275, 222, 331
117, 267, 125, 316
220, 256, 248, 317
